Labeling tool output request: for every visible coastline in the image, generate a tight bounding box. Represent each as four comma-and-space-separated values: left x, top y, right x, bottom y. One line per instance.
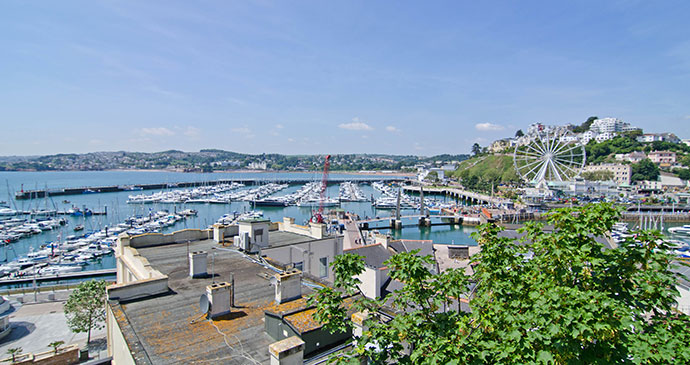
2, 168, 416, 177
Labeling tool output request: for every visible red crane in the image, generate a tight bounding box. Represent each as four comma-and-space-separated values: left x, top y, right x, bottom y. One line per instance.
312, 154, 331, 224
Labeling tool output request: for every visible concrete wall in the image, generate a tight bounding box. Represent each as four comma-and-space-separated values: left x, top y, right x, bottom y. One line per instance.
261, 236, 343, 282
116, 245, 166, 284
107, 305, 136, 365
2, 345, 80, 365
213, 224, 239, 243
278, 218, 310, 236
265, 314, 350, 358
107, 277, 169, 302
356, 266, 389, 299
278, 218, 327, 240
112, 234, 169, 302
126, 229, 212, 248
677, 286, 690, 315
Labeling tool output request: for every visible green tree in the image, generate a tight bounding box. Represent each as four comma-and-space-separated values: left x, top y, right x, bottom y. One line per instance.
424, 170, 439, 183
310, 203, 690, 364
471, 143, 482, 156
582, 170, 614, 181
681, 155, 690, 167
631, 158, 660, 182
515, 129, 524, 138
673, 168, 690, 181
6, 348, 22, 363
64, 280, 107, 344
572, 116, 598, 133
622, 129, 643, 139
48, 341, 64, 355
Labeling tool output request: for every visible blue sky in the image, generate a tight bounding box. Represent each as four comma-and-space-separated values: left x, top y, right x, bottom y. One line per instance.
1, 1, 689, 156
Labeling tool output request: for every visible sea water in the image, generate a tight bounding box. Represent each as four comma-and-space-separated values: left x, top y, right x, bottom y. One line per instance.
0, 171, 477, 269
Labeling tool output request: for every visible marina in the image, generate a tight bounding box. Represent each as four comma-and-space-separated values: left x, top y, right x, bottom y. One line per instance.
14, 175, 407, 200
2, 170, 690, 289
0, 268, 115, 286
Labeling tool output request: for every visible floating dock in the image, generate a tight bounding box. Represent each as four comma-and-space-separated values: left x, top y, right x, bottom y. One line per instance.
0, 268, 116, 285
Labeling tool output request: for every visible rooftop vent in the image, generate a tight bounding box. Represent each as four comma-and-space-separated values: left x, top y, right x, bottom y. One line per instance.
189, 251, 208, 278
273, 269, 302, 304
206, 282, 233, 318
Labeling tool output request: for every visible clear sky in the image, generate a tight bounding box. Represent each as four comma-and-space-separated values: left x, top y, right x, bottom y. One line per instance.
1, 1, 689, 156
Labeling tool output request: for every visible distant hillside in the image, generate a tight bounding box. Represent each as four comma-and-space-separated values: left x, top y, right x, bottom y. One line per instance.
0, 150, 469, 172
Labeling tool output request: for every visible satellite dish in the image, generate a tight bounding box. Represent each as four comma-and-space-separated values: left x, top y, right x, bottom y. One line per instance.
269, 276, 277, 287
199, 294, 210, 313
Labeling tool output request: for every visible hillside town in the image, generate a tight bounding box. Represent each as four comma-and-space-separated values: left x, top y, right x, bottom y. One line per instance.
438, 117, 690, 204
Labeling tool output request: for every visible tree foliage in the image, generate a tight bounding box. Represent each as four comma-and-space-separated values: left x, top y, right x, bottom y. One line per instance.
585, 135, 643, 164
571, 116, 598, 133
451, 155, 520, 193
515, 129, 524, 138
581, 170, 614, 181
310, 203, 690, 364
48, 341, 64, 354
631, 158, 660, 182
64, 280, 107, 344
472, 143, 482, 156
6, 348, 22, 363
680, 155, 690, 168
649, 140, 690, 154
673, 168, 690, 181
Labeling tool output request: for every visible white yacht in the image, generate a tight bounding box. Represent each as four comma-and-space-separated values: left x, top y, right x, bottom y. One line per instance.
0, 208, 17, 217
668, 225, 690, 236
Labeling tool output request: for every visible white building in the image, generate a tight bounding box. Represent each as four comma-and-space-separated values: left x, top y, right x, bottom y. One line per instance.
579, 118, 639, 144
589, 118, 633, 134
637, 134, 664, 143
637, 180, 662, 191
583, 163, 632, 185
489, 139, 512, 153
248, 161, 267, 170
660, 173, 685, 189
595, 132, 617, 143
527, 123, 546, 136
615, 151, 647, 163
648, 151, 676, 165
558, 135, 579, 144
580, 131, 596, 144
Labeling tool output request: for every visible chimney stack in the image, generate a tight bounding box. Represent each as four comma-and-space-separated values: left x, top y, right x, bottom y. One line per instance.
189, 251, 208, 278
269, 336, 304, 365
206, 282, 233, 318
274, 269, 302, 304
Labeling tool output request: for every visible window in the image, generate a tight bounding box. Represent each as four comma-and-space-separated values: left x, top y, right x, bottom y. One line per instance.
294, 262, 303, 271
319, 257, 328, 278
254, 228, 263, 243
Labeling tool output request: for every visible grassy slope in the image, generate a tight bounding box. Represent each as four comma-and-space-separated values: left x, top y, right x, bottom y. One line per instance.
450, 154, 519, 182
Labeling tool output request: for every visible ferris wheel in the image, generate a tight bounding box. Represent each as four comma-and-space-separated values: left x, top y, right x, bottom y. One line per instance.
513, 129, 586, 185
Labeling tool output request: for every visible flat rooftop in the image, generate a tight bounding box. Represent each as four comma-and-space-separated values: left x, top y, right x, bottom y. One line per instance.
111, 239, 313, 364
265, 231, 321, 248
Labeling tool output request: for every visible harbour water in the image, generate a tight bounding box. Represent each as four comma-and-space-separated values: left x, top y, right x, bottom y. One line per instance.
2, 170, 688, 289
0, 171, 477, 284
